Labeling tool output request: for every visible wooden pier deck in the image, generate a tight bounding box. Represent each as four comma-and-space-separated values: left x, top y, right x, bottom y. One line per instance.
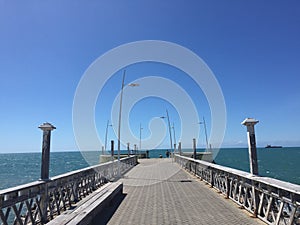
92, 158, 264, 225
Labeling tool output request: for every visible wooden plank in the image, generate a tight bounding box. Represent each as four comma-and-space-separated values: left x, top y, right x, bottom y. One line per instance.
68, 182, 122, 225
47, 182, 122, 225
47, 184, 112, 225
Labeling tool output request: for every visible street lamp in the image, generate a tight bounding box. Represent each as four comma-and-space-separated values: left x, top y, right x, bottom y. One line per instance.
139, 123, 143, 151
160, 109, 173, 157
104, 120, 112, 154
172, 122, 176, 153
198, 116, 209, 151
117, 70, 139, 177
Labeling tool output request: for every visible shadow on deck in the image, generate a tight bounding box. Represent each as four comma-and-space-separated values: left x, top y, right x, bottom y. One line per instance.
91, 192, 127, 225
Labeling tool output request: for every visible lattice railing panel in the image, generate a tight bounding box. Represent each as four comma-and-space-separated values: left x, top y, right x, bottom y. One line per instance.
0, 155, 137, 225
175, 154, 300, 225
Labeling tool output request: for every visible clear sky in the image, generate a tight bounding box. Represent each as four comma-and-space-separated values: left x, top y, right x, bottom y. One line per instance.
1, 0, 300, 153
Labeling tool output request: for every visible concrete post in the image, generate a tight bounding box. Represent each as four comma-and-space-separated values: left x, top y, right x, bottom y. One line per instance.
39, 122, 56, 181
178, 142, 182, 155
134, 144, 137, 155
38, 122, 55, 224
111, 140, 114, 157
111, 140, 114, 178
242, 118, 259, 175
193, 138, 196, 159
127, 142, 130, 156
101, 146, 104, 155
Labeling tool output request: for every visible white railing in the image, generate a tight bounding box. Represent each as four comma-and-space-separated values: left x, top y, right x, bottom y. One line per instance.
0, 155, 137, 225
175, 154, 300, 225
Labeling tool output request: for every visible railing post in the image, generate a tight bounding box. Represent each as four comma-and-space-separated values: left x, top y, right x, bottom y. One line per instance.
251, 182, 259, 217
193, 138, 196, 159
127, 142, 130, 156
111, 140, 114, 178
40, 183, 49, 223
73, 179, 79, 202
134, 144, 137, 156
225, 176, 230, 199
210, 169, 214, 187
111, 140, 114, 158
178, 142, 182, 155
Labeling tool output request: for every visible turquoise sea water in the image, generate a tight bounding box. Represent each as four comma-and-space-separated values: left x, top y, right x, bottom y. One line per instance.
0, 147, 299, 190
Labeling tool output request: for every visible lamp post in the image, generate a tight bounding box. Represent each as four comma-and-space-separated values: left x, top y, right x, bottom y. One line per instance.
117, 70, 139, 177
105, 120, 112, 154
166, 110, 173, 155
160, 109, 173, 158
172, 122, 176, 153
139, 123, 143, 151
198, 116, 209, 151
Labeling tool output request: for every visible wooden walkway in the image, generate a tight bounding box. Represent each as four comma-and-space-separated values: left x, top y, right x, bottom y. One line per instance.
92, 158, 264, 225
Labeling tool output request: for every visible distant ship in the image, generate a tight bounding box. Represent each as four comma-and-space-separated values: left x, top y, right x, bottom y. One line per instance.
265, 145, 283, 148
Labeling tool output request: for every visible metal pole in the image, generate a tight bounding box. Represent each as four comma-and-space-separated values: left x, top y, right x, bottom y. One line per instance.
39, 122, 56, 181
242, 118, 259, 175
172, 122, 176, 153
104, 120, 112, 154
166, 109, 173, 156
117, 70, 126, 177
203, 117, 209, 150
139, 123, 143, 151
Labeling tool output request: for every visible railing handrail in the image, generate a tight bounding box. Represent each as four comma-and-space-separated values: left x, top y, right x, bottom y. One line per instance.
50, 155, 136, 180
0, 180, 45, 195
0, 155, 136, 195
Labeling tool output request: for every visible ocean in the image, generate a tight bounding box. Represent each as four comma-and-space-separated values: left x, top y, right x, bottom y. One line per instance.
0, 147, 299, 190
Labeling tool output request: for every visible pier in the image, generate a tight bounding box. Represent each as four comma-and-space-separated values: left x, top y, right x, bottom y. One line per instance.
92, 158, 262, 225
1, 154, 300, 225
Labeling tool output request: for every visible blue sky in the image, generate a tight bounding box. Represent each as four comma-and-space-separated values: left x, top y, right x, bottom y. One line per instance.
0, 0, 300, 153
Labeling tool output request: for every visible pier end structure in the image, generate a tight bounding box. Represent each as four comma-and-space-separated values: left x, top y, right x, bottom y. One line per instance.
241, 118, 259, 175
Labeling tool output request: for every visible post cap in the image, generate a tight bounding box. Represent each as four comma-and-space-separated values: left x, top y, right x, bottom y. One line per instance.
241, 118, 259, 126
39, 122, 56, 131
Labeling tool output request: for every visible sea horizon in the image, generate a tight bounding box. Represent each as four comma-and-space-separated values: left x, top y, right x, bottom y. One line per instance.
1, 146, 299, 154
0, 147, 299, 190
